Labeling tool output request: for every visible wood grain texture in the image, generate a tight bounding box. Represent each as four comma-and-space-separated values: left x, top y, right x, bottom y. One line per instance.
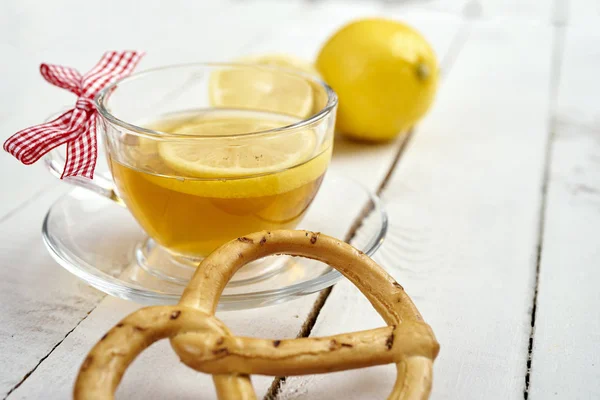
528, 24, 600, 399
0, 185, 104, 396
383, 0, 554, 21
278, 17, 554, 400
568, 0, 600, 22
8, 295, 323, 399
476, 0, 554, 21
553, 21, 600, 130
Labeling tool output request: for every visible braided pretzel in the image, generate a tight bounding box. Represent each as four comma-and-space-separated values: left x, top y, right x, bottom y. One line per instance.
74, 230, 439, 399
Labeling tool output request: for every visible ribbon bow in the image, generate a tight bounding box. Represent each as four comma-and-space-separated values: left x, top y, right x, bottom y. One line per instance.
3, 51, 144, 179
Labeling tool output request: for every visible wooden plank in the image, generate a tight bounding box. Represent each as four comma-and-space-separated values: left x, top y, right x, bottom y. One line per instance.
0, 185, 104, 396
279, 18, 554, 400
553, 22, 599, 129
243, 0, 384, 62
0, 0, 303, 219
7, 1, 405, 399
477, 0, 554, 21
528, 25, 600, 399
388, 0, 554, 21
7, 295, 322, 399
400, 0, 470, 15
568, 0, 600, 22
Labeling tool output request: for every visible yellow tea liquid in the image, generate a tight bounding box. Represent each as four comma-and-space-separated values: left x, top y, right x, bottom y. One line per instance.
109, 110, 331, 257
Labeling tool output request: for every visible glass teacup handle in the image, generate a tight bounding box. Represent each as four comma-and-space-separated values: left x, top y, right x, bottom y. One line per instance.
44, 148, 123, 205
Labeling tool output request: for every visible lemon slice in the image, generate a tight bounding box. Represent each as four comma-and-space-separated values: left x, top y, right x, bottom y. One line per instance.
236, 54, 320, 76
147, 147, 331, 199
209, 56, 315, 118
234, 54, 326, 116
157, 119, 317, 179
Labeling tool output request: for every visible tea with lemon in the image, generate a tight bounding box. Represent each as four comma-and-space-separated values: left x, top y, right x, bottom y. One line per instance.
108, 109, 331, 257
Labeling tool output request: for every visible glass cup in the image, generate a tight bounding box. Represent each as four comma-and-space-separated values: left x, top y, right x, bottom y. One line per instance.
45, 63, 337, 284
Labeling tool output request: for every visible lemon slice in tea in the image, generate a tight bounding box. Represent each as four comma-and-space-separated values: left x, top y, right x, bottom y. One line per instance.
236, 54, 320, 76
232, 54, 325, 116
157, 115, 317, 179
209, 59, 314, 118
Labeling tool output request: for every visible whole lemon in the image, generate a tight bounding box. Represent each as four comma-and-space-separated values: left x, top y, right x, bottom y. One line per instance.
316, 18, 438, 141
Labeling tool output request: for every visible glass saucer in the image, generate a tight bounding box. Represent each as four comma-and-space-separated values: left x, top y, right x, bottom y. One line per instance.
42, 173, 387, 310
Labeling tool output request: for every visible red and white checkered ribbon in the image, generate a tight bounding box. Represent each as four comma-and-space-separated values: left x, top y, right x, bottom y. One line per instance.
3, 51, 144, 179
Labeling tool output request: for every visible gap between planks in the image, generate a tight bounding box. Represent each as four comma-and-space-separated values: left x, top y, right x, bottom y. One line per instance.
523, 2, 567, 398
264, 129, 414, 400
265, 13, 475, 399
3, 301, 104, 400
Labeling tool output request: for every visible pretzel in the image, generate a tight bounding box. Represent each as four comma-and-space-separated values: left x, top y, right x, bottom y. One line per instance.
74, 230, 439, 399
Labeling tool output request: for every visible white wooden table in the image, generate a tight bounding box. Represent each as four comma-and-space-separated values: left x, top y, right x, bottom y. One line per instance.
1, 0, 599, 398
